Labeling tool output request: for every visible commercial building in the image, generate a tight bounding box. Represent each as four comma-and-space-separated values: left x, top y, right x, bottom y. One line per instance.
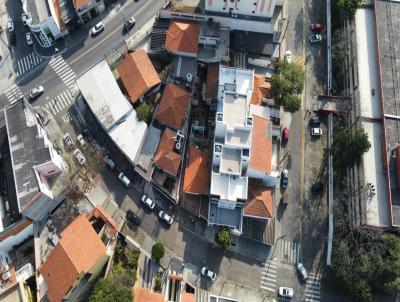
72, 0, 105, 23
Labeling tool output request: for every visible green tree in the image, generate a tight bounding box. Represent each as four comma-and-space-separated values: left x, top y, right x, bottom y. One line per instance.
89, 278, 131, 302
151, 242, 165, 261
216, 228, 232, 249
270, 59, 304, 112
136, 102, 152, 123
338, 0, 364, 18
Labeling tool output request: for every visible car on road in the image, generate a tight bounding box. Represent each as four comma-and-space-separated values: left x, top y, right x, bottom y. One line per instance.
73, 149, 86, 165
7, 19, 14, 32
311, 127, 322, 137
29, 85, 44, 99
311, 23, 323, 32
310, 116, 321, 126
126, 209, 140, 225
118, 172, 131, 188
141, 195, 155, 210
76, 134, 87, 149
26, 32, 33, 45
278, 287, 294, 298
201, 267, 216, 281
63, 133, 74, 149
21, 13, 30, 25
309, 34, 322, 43
91, 21, 105, 36
158, 210, 173, 225
125, 17, 136, 31
103, 156, 115, 170
282, 127, 289, 142
297, 263, 308, 281
281, 169, 288, 189
284, 50, 292, 63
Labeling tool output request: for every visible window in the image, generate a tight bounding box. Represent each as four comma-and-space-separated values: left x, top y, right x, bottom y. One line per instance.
252, 11, 255, 13
223, 7, 226, 9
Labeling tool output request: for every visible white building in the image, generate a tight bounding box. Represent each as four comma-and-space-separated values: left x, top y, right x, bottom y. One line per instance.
76, 61, 148, 165
205, 0, 285, 20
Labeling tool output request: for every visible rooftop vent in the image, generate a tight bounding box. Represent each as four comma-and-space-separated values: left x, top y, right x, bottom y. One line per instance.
214, 144, 222, 153
217, 113, 223, 121
246, 117, 253, 126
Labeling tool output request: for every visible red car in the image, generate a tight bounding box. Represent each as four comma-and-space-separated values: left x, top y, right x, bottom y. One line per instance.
283, 127, 289, 141
310, 23, 323, 32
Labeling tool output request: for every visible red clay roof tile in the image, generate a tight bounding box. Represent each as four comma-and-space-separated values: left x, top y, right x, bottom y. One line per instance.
133, 288, 164, 302
250, 115, 272, 174
183, 146, 210, 195
154, 129, 182, 175
245, 179, 274, 219
251, 74, 271, 105
206, 63, 219, 100
165, 21, 199, 54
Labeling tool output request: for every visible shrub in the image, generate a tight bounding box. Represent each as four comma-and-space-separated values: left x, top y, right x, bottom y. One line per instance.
151, 242, 165, 261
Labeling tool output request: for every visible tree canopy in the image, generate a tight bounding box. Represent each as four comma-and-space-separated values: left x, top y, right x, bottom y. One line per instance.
216, 228, 232, 250
338, 0, 364, 18
136, 102, 152, 123
151, 242, 165, 261
270, 59, 304, 112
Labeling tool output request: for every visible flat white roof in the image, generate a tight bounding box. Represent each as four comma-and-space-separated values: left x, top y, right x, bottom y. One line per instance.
218, 66, 253, 95
77, 61, 132, 131
356, 9, 389, 226
210, 172, 248, 200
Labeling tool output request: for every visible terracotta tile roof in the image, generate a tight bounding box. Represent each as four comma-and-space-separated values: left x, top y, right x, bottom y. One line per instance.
206, 63, 219, 100
251, 74, 271, 105
245, 179, 274, 219
154, 129, 182, 175
250, 115, 272, 174
73, 0, 90, 10
133, 288, 164, 302
155, 83, 190, 130
40, 215, 106, 302
117, 50, 161, 104
183, 146, 210, 195
165, 21, 199, 54
181, 292, 196, 302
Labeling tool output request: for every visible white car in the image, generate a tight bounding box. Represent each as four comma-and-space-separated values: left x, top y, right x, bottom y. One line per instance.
311, 127, 322, 137
29, 85, 44, 99
158, 210, 173, 225
91, 21, 105, 36
297, 263, 308, 281
141, 195, 155, 210
278, 287, 294, 298
125, 17, 136, 30
201, 267, 216, 281
309, 34, 322, 43
26, 32, 33, 45
118, 172, 131, 188
63, 133, 74, 149
285, 50, 292, 63
21, 13, 30, 25
76, 134, 87, 149
7, 19, 14, 32
73, 149, 86, 165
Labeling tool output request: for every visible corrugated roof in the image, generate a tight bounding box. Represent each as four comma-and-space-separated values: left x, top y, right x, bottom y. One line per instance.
165, 21, 199, 54
154, 129, 182, 176
183, 146, 210, 195
117, 50, 161, 104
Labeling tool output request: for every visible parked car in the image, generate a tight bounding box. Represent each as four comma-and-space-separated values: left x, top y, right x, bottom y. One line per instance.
125, 17, 136, 31
29, 85, 44, 99
26, 32, 33, 45
76, 134, 87, 149
158, 210, 173, 225
284, 50, 292, 63
309, 116, 321, 126
21, 13, 30, 25
282, 127, 289, 142
311, 127, 322, 137
103, 156, 115, 170
310, 23, 323, 32
297, 263, 308, 281
281, 169, 289, 189
7, 19, 14, 32
141, 195, 155, 210
118, 172, 131, 188
126, 209, 140, 225
201, 267, 216, 281
91, 21, 105, 36
309, 34, 322, 43
63, 133, 74, 149
278, 287, 294, 298
73, 149, 86, 165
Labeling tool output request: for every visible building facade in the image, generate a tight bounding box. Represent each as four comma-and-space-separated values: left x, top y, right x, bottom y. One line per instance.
73, 0, 106, 23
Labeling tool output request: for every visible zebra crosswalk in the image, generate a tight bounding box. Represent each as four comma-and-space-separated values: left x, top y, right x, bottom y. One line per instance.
260, 259, 279, 292
16, 52, 44, 77
49, 56, 77, 90
305, 273, 321, 302
3, 84, 23, 104
279, 240, 301, 264
44, 90, 74, 116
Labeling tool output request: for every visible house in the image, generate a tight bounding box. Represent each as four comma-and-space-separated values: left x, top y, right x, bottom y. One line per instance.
154, 129, 183, 177
117, 49, 161, 104
3, 100, 65, 230
251, 74, 271, 106
183, 146, 210, 195
73, 0, 105, 23
38, 215, 109, 302
204, 63, 220, 105
77, 60, 148, 165
155, 83, 191, 131
165, 20, 199, 57
133, 288, 164, 302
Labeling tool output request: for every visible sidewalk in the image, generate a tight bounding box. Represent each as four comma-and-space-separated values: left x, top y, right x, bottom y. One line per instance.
0, 20, 15, 92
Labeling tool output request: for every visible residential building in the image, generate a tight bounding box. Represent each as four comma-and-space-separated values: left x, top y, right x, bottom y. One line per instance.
2, 100, 65, 231
73, 0, 105, 23
165, 20, 200, 57
0, 280, 31, 302
117, 49, 161, 104
38, 215, 109, 302
133, 288, 164, 302
155, 83, 191, 131
154, 129, 183, 177
250, 74, 271, 106
22, 0, 67, 47
183, 146, 210, 195
77, 60, 148, 165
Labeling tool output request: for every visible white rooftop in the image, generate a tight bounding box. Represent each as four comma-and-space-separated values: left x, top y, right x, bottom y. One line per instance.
210, 172, 248, 201
218, 66, 253, 95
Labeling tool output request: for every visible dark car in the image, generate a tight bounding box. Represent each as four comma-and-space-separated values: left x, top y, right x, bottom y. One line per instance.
309, 116, 321, 126
125, 17, 136, 31
126, 210, 140, 225
281, 169, 288, 189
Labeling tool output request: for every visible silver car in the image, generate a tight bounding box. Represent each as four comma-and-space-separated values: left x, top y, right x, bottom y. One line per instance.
309, 34, 322, 43
158, 210, 173, 225
297, 263, 308, 281
91, 21, 105, 36
29, 85, 44, 99
73, 149, 86, 166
